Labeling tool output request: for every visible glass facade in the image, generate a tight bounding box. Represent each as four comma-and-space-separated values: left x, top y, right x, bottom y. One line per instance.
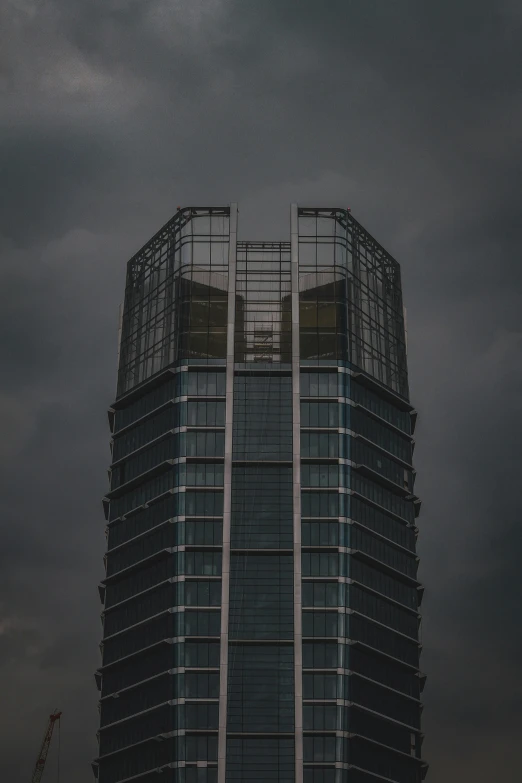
95, 206, 427, 783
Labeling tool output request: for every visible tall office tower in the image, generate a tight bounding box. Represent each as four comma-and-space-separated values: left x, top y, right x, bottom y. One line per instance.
94, 206, 427, 783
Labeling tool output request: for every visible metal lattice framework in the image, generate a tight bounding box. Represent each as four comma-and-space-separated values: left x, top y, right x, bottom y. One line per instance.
117, 207, 230, 397
298, 207, 408, 398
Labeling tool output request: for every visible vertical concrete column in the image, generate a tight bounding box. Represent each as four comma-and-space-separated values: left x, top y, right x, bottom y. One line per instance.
290, 203, 303, 783
217, 202, 238, 783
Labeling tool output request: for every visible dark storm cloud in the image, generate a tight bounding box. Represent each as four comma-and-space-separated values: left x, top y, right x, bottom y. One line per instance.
1, 1, 522, 780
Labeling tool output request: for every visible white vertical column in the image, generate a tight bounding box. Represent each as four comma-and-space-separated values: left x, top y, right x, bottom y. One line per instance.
290, 203, 303, 783
218, 202, 238, 783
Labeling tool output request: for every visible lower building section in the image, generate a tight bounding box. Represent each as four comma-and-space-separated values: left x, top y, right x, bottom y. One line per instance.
95, 363, 426, 783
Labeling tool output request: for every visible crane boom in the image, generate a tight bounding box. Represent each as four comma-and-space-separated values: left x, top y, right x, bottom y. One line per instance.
31, 710, 61, 783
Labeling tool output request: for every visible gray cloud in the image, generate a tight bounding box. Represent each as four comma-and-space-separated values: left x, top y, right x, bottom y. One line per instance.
1, 1, 522, 780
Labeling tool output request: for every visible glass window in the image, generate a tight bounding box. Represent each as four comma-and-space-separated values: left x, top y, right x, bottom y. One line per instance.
187, 371, 226, 397
185, 733, 218, 761
302, 642, 338, 669
185, 642, 220, 668
106, 521, 178, 576
303, 673, 337, 699
185, 672, 220, 698
184, 552, 222, 576
303, 767, 336, 783
185, 767, 218, 783
301, 432, 339, 458
185, 519, 223, 545
301, 402, 339, 428
111, 435, 180, 490
302, 581, 339, 607
226, 736, 295, 779
350, 558, 418, 608
108, 494, 180, 549
349, 380, 411, 433
114, 377, 180, 432
185, 491, 224, 517
348, 736, 421, 781
186, 431, 225, 457
348, 524, 418, 578
301, 463, 339, 488
98, 739, 173, 780
100, 673, 176, 726
349, 584, 419, 638
303, 705, 337, 731
352, 439, 413, 490
350, 614, 419, 667
350, 407, 411, 463
105, 557, 174, 607
302, 611, 339, 637
102, 643, 174, 694
187, 401, 226, 427
99, 703, 172, 755
348, 706, 416, 754
186, 703, 219, 730
350, 675, 421, 727
109, 470, 177, 521
351, 473, 414, 523
301, 492, 339, 518
233, 375, 293, 461
302, 553, 339, 577
301, 372, 339, 398
104, 582, 177, 636
184, 611, 221, 637
228, 554, 294, 641
348, 646, 420, 698
185, 580, 222, 607
103, 613, 175, 665
349, 497, 416, 552
186, 462, 224, 487
302, 521, 339, 547
303, 735, 336, 763
113, 404, 185, 461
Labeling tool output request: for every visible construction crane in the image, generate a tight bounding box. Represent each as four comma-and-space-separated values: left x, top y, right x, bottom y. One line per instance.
31, 710, 61, 783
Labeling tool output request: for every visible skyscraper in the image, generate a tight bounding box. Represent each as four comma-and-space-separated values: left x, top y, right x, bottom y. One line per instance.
94, 205, 427, 783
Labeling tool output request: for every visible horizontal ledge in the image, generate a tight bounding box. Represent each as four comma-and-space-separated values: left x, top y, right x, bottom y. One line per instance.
97, 640, 174, 672
237, 240, 291, 249
112, 367, 179, 410
351, 433, 413, 471
106, 488, 179, 526
231, 459, 293, 465
113, 362, 228, 410
99, 667, 220, 701
230, 548, 293, 554
226, 732, 295, 738
103, 547, 174, 582
100, 636, 221, 670
228, 639, 295, 645
350, 490, 414, 527
353, 464, 412, 498
105, 460, 175, 499
110, 430, 178, 469
351, 371, 413, 412
234, 368, 293, 376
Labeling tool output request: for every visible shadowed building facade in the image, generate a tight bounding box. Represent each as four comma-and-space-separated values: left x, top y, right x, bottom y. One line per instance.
94, 205, 427, 783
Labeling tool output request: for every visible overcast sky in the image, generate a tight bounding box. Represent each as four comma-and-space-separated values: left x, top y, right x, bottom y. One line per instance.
1, 1, 522, 781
